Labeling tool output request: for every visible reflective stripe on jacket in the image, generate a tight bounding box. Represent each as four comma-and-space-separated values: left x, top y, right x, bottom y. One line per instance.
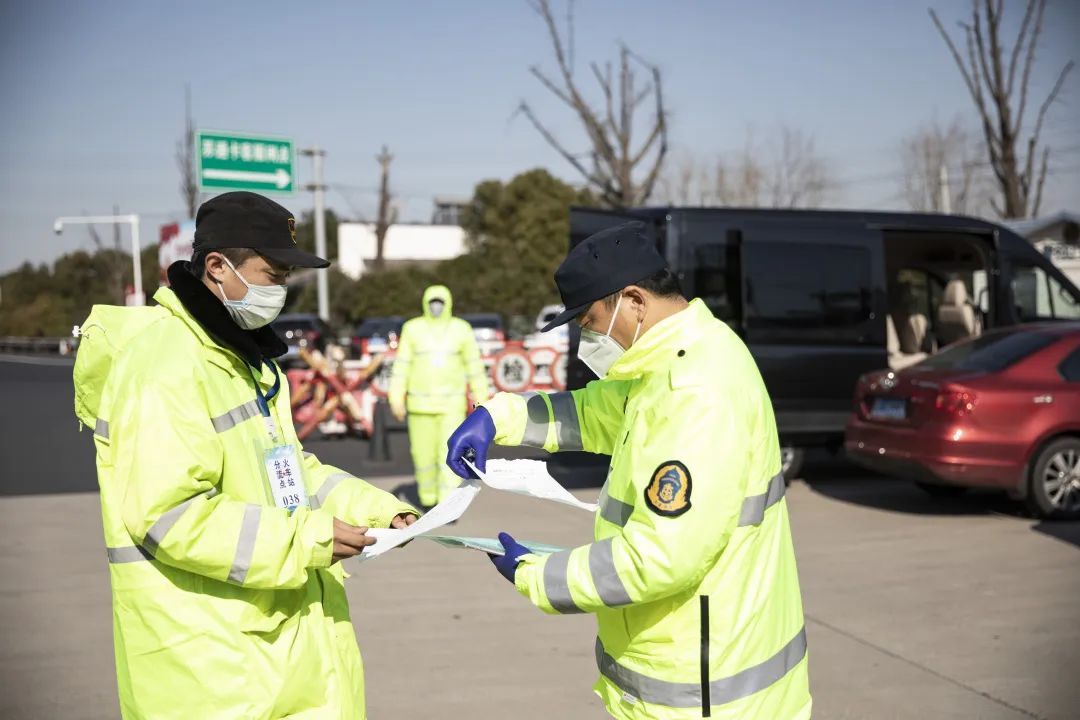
483, 299, 812, 720
388, 284, 490, 414
85, 286, 416, 719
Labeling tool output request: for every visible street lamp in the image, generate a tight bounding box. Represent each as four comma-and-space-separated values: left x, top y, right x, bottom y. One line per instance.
53, 214, 144, 306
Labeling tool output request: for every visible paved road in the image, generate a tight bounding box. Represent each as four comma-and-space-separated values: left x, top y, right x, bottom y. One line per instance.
2, 355, 1079, 719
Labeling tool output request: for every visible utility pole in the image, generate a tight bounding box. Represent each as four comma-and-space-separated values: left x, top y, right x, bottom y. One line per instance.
374, 145, 393, 272
938, 163, 952, 214
300, 147, 329, 321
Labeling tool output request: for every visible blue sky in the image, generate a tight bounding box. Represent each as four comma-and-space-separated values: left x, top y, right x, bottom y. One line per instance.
1, 0, 1077, 272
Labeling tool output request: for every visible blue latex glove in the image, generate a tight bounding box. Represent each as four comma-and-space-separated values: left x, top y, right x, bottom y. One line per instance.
446, 406, 495, 480
488, 532, 532, 583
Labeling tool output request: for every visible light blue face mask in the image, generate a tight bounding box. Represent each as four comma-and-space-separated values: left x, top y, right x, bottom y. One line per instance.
578, 296, 641, 378
217, 256, 288, 330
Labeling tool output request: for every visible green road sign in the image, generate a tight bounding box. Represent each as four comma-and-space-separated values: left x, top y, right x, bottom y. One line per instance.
196, 130, 294, 193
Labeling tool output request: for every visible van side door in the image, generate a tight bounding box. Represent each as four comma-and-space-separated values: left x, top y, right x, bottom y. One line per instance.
740, 221, 886, 444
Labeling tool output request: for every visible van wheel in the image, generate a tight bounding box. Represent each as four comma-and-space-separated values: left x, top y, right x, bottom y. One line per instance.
781, 446, 804, 484
914, 481, 968, 498
1026, 437, 1080, 520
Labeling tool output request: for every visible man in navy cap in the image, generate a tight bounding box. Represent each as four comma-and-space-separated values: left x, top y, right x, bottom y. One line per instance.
77, 191, 418, 718
446, 221, 811, 719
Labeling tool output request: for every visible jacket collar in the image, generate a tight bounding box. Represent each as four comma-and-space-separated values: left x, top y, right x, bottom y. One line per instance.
161, 261, 288, 368
605, 298, 710, 381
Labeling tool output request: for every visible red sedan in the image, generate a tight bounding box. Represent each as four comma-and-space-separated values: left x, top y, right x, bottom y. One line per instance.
845, 323, 1080, 519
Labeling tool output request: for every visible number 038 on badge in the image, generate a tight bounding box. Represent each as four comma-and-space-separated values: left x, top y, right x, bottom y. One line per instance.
262, 443, 308, 511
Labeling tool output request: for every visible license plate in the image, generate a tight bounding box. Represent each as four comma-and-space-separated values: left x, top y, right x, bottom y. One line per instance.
870, 397, 907, 420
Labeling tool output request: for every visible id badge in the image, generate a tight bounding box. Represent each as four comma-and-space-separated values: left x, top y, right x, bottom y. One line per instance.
262, 443, 309, 512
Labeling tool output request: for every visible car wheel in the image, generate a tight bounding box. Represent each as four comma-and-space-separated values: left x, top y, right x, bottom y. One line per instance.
914, 481, 968, 498
781, 446, 805, 484
1027, 437, 1080, 520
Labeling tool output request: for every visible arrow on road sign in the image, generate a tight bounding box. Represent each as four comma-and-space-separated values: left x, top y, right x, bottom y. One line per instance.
202, 168, 291, 189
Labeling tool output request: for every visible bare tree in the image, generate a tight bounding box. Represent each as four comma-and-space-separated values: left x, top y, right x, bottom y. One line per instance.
663, 127, 830, 209
519, 0, 668, 208
175, 84, 198, 218
373, 146, 395, 272
766, 127, 830, 209
930, 0, 1074, 219
900, 118, 988, 214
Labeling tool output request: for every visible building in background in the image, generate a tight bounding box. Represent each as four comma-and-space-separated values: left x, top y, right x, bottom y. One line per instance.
336, 222, 466, 279
1006, 211, 1080, 288
431, 196, 469, 226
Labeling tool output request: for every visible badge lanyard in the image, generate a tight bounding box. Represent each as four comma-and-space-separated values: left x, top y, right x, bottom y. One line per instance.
248, 360, 308, 512
248, 360, 282, 442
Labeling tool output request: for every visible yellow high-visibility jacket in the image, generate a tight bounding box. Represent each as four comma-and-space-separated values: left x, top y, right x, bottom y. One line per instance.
482, 299, 811, 719
74, 287, 415, 719
389, 285, 490, 414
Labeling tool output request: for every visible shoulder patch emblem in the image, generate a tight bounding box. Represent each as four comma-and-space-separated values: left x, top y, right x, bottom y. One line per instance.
644, 461, 692, 517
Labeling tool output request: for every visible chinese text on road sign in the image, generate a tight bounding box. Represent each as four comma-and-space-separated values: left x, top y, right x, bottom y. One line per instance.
196, 130, 294, 193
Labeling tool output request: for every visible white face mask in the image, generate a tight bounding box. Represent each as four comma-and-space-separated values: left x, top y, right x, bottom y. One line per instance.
216, 256, 288, 330
428, 299, 446, 318
578, 295, 642, 378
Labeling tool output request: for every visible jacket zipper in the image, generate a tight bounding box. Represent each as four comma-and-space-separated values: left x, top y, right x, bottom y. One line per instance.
700, 594, 711, 717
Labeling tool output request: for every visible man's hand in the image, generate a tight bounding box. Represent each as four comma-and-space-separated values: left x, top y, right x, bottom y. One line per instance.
332, 518, 376, 564
390, 513, 418, 529
390, 403, 406, 422
446, 406, 496, 479
487, 532, 532, 584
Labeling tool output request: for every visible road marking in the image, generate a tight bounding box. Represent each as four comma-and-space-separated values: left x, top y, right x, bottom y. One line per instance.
0, 354, 75, 366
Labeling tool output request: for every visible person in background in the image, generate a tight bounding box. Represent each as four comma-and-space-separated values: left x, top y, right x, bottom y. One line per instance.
389, 284, 490, 509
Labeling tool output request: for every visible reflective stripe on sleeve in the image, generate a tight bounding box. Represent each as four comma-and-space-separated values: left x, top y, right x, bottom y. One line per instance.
141, 495, 201, 556
94, 418, 109, 440
737, 472, 786, 527
211, 400, 262, 433
106, 545, 152, 563
596, 626, 807, 709
548, 392, 583, 450
309, 472, 350, 510
543, 549, 584, 614
521, 392, 547, 447
588, 538, 633, 607
227, 504, 262, 584
598, 488, 634, 527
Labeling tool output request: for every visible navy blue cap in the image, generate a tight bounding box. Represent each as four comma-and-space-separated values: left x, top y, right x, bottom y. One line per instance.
542, 221, 668, 332
194, 191, 329, 269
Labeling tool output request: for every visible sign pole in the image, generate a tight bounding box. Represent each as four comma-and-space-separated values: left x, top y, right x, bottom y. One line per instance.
129, 214, 143, 305
301, 147, 329, 322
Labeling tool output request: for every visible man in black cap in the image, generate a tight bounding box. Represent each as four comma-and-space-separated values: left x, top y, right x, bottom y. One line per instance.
445, 221, 811, 719
77, 191, 418, 718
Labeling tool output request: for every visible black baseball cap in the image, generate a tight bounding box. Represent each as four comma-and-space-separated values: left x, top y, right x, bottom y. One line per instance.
542, 221, 668, 332
193, 191, 329, 269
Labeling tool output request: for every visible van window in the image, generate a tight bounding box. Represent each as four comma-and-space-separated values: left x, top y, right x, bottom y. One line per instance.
692, 243, 740, 324
744, 242, 873, 343
1012, 265, 1080, 320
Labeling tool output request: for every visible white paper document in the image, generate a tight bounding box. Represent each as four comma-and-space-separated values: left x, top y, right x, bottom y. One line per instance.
355, 479, 481, 563
423, 535, 565, 556
466, 458, 598, 513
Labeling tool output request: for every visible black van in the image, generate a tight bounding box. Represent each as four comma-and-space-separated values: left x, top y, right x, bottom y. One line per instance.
567, 207, 1080, 479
